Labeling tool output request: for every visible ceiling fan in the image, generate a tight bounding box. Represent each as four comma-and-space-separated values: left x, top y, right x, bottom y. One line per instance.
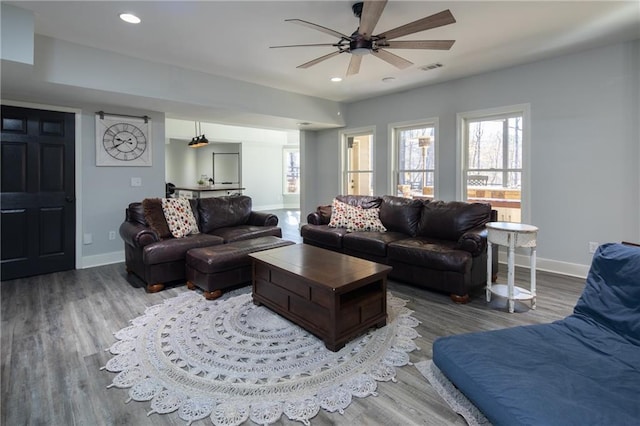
270, 1, 456, 77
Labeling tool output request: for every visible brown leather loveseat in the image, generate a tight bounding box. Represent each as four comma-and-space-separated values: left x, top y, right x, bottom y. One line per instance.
301, 195, 497, 303
119, 195, 281, 292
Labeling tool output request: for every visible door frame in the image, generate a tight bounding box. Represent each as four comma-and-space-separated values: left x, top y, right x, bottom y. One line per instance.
2, 99, 83, 269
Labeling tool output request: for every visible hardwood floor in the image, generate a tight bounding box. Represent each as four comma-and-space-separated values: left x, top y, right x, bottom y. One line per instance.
1, 212, 586, 425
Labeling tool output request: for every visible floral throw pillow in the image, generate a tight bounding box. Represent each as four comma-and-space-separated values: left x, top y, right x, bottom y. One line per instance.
161, 198, 200, 238
328, 198, 386, 232
328, 198, 352, 229
346, 206, 387, 232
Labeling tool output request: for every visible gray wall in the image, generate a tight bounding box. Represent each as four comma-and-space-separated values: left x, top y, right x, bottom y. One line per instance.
1, 4, 34, 65
81, 107, 166, 265
303, 40, 640, 274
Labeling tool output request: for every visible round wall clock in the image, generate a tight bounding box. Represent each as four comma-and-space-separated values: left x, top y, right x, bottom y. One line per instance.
96, 114, 152, 166
102, 123, 147, 161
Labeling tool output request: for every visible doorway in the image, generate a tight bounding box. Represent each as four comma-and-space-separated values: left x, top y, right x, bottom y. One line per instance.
1, 105, 76, 280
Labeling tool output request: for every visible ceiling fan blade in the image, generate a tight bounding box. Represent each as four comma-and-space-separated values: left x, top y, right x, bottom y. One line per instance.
285, 19, 349, 40
271, 43, 341, 49
372, 49, 413, 69
347, 55, 363, 76
379, 40, 455, 50
297, 51, 343, 69
377, 9, 456, 41
358, 0, 387, 39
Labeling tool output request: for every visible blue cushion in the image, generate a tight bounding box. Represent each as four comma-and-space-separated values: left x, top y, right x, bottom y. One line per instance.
573, 243, 640, 344
433, 317, 640, 426
432, 242, 640, 425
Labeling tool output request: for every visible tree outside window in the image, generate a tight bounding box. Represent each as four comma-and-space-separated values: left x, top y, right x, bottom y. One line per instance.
464, 113, 523, 222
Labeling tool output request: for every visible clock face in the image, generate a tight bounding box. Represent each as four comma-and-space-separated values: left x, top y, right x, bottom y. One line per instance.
102, 122, 148, 161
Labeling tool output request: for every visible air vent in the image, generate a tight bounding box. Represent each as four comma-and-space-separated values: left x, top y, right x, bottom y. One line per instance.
419, 63, 444, 71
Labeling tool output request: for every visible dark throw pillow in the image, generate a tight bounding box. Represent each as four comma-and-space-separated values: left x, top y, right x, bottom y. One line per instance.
142, 198, 172, 239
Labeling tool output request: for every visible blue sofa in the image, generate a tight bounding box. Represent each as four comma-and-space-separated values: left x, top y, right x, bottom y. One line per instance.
431, 243, 640, 425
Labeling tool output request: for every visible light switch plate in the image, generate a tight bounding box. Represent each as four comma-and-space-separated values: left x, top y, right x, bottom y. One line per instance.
131, 177, 142, 187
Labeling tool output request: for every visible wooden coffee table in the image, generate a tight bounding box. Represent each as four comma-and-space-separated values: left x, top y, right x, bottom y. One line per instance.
249, 244, 392, 351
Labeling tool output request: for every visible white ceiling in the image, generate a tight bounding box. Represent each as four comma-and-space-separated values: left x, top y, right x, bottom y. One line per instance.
4, 1, 640, 105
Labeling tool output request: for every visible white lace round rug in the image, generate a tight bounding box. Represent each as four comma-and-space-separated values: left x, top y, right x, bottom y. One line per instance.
102, 290, 420, 425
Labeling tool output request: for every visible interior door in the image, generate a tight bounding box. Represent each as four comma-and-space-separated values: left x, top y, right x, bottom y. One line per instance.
1, 106, 76, 281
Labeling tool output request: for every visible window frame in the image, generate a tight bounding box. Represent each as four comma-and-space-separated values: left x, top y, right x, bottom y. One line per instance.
339, 126, 376, 195
456, 104, 531, 222
389, 118, 439, 199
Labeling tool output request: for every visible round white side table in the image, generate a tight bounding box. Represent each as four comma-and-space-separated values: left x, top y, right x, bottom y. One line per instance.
486, 222, 538, 313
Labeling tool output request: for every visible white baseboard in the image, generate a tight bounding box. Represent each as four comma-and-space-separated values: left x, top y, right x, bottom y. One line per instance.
498, 251, 589, 279
80, 250, 124, 269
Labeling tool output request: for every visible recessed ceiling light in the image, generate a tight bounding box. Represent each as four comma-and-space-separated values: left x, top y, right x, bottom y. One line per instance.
119, 13, 141, 24
382, 77, 396, 83
330, 77, 343, 82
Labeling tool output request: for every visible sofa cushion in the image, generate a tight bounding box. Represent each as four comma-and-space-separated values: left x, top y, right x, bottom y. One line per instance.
379, 195, 423, 237
186, 236, 294, 273
210, 225, 282, 243
343, 231, 407, 257
161, 198, 200, 238
300, 224, 348, 249
198, 195, 252, 233
388, 238, 472, 273
335, 195, 383, 209
142, 198, 172, 239
142, 233, 223, 265
573, 243, 640, 345
417, 201, 491, 240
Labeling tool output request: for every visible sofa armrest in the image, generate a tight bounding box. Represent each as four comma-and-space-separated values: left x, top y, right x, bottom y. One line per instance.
307, 212, 323, 225
457, 227, 487, 257
119, 221, 160, 248
307, 204, 332, 225
247, 211, 279, 227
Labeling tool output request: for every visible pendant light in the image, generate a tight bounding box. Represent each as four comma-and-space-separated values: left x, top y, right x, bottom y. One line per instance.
188, 121, 209, 148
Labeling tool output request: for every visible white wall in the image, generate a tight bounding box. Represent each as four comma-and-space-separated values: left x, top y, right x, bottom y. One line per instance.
303, 40, 640, 276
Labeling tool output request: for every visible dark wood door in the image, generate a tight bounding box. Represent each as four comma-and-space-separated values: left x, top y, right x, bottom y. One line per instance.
1, 106, 76, 281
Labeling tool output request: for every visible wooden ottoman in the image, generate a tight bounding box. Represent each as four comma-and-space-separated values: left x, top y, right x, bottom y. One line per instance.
185, 236, 295, 299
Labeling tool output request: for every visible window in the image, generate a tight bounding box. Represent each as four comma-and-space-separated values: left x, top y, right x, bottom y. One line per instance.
283, 147, 300, 194
394, 123, 436, 199
343, 130, 374, 195
459, 105, 529, 222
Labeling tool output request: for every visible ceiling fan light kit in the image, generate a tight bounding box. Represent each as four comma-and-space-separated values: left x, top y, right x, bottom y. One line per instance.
270, 1, 456, 77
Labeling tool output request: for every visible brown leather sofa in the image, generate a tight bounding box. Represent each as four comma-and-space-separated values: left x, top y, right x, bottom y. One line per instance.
119, 195, 281, 292
301, 195, 497, 303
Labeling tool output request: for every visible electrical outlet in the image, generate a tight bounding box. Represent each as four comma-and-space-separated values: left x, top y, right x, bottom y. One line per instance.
588, 242, 599, 254
83, 233, 92, 245
131, 177, 142, 187
109, 231, 116, 240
